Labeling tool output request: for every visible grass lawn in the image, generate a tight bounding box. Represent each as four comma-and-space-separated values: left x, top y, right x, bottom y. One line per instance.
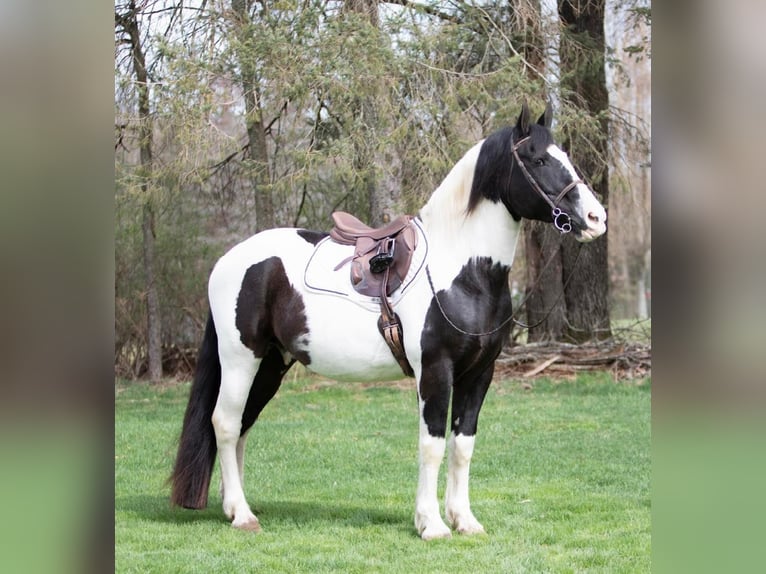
115, 372, 650, 573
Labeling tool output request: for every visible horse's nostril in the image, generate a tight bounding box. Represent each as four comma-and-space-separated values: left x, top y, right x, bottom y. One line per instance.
588, 212, 600, 224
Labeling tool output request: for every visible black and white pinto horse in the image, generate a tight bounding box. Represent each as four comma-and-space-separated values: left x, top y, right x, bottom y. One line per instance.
170, 103, 607, 540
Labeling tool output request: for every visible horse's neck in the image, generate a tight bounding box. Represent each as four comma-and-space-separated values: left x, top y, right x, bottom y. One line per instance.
419, 142, 521, 287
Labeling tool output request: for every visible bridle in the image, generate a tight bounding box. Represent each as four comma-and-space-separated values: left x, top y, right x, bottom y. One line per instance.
511, 135, 583, 235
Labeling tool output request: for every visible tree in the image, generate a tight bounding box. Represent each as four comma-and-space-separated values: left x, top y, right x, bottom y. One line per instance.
230, 0, 275, 232
523, 0, 612, 343
342, 0, 402, 226
115, 1, 163, 381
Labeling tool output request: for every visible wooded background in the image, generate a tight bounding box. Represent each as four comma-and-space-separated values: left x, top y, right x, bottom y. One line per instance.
114, 0, 650, 381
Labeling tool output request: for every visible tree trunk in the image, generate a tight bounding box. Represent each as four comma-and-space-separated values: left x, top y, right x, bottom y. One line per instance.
345, 0, 379, 24
524, 0, 611, 343
141, 203, 162, 381
122, 2, 163, 381
232, 0, 274, 232
559, 0, 611, 342
243, 83, 274, 232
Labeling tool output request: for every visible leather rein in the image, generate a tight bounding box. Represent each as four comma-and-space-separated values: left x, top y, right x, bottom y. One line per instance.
425, 239, 583, 337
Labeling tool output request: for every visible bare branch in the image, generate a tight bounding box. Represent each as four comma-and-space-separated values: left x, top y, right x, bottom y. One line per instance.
264, 101, 289, 136
382, 0, 460, 23
207, 142, 250, 176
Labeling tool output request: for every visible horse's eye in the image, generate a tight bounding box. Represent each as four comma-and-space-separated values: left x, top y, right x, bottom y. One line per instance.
534, 158, 545, 166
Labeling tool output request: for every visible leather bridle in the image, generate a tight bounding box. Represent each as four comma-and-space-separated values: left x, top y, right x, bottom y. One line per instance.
511, 136, 583, 234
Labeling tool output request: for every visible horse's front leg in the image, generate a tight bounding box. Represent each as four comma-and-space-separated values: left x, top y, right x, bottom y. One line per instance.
415, 367, 452, 540
445, 365, 494, 535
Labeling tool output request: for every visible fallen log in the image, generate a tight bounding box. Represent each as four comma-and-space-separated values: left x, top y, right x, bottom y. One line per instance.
496, 340, 651, 380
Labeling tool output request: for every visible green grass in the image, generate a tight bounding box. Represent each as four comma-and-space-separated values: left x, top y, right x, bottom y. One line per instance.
115, 373, 650, 573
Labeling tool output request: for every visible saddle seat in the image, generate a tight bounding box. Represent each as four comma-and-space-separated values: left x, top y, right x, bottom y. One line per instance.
331, 211, 413, 241
328, 211, 418, 378
329, 211, 417, 299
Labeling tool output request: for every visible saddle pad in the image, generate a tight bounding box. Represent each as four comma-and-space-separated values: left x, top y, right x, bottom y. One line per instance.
303, 218, 428, 312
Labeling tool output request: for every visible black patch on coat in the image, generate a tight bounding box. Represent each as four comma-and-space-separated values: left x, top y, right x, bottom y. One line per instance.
235, 257, 311, 365
467, 127, 519, 216
297, 229, 328, 245
419, 257, 512, 437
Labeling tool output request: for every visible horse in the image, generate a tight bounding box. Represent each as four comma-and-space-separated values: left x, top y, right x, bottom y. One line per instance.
170, 101, 607, 540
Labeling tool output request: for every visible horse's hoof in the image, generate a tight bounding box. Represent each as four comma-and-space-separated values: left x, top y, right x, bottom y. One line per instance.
232, 515, 262, 532
447, 509, 486, 536
420, 524, 452, 541
456, 522, 486, 536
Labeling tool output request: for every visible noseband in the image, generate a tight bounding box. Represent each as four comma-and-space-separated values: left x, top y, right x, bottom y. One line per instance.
511, 136, 583, 234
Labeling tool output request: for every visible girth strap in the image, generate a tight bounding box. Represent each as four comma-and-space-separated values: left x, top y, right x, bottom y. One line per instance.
376, 267, 414, 378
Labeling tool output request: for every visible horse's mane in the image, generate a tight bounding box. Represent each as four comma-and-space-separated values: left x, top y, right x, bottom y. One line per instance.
466, 125, 553, 218
419, 123, 553, 242
416, 141, 476, 242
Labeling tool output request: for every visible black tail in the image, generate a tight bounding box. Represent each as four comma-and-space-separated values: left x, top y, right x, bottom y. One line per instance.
170, 312, 221, 509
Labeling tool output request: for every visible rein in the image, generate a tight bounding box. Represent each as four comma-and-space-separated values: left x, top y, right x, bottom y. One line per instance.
424, 239, 583, 337
511, 136, 583, 235
509, 237, 584, 330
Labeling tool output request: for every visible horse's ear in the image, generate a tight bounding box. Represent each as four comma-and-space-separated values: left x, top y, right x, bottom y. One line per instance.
516, 100, 531, 135
537, 101, 553, 129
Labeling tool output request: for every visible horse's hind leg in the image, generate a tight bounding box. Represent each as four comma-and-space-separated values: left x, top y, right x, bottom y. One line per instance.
220, 430, 249, 501
212, 351, 261, 531
227, 347, 294, 503
218, 422, 251, 502
445, 365, 494, 535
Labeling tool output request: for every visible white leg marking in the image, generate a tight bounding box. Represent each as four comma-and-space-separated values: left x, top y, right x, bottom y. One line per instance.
219, 431, 248, 501
445, 433, 485, 535
414, 408, 451, 540
212, 357, 262, 531
236, 430, 249, 488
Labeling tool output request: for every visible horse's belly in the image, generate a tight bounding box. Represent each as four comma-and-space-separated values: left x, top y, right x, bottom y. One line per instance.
300, 296, 407, 382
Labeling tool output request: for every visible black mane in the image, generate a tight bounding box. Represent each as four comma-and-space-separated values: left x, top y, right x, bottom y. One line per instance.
466, 124, 553, 219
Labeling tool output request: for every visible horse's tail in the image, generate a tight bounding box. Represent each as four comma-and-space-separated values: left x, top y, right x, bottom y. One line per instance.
170, 312, 221, 509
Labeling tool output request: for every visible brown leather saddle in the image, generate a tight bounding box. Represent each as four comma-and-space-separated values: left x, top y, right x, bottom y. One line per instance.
329, 211, 418, 377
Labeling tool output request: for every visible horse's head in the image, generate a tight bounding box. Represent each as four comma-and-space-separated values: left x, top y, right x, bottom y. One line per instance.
468, 102, 607, 242
508, 102, 607, 241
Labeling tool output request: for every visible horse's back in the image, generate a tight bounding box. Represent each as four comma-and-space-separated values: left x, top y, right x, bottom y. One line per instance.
212, 227, 313, 276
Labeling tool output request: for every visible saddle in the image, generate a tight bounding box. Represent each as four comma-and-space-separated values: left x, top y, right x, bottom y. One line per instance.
329, 211, 417, 377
